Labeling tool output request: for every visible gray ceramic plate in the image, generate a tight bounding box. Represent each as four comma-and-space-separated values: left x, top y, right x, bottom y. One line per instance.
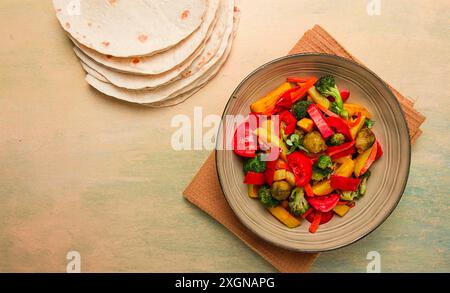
216, 53, 410, 252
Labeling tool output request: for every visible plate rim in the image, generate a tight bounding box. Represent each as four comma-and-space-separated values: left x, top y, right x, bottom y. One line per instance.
215, 52, 411, 253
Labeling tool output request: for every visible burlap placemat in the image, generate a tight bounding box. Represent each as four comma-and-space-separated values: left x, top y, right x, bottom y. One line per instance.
183, 25, 425, 273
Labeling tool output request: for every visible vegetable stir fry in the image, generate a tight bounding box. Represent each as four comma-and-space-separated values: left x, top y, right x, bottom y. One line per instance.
233, 75, 383, 233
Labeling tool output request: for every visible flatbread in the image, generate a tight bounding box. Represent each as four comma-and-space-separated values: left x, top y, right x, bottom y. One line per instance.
70, 0, 219, 75
53, 0, 207, 57
84, 0, 235, 105
149, 9, 240, 108
75, 0, 228, 90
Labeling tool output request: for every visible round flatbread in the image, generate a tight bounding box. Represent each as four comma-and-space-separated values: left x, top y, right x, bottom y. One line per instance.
83, 0, 235, 104
70, 0, 219, 75
76, 0, 228, 90
148, 10, 240, 107
53, 0, 207, 57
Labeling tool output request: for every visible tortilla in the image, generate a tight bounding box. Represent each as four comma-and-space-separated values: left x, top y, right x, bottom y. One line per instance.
70, 0, 219, 75
83, 0, 235, 105
75, 0, 228, 90
53, 0, 207, 57
148, 10, 240, 108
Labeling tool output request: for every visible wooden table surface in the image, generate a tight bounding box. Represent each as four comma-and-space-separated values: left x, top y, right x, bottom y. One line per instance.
0, 0, 449, 272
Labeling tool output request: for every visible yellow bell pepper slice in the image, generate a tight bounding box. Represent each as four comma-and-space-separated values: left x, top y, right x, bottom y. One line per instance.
335, 157, 355, 177
273, 169, 287, 181
286, 171, 296, 186
255, 128, 280, 148
250, 82, 292, 113
312, 180, 333, 196
247, 184, 258, 199
333, 205, 351, 217
354, 142, 377, 177
344, 103, 372, 119
350, 115, 366, 140
279, 138, 289, 162
268, 206, 301, 228
297, 118, 314, 133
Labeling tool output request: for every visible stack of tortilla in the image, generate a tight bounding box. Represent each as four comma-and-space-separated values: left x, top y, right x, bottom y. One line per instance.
53, 0, 240, 107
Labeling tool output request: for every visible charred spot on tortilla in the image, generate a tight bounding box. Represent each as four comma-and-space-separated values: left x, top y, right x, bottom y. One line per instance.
138, 34, 149, 43
131, 58, 141, 65
181, 9, 190, 20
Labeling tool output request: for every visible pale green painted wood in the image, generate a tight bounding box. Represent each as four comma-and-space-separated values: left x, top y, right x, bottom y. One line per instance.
0, 0, 448, 272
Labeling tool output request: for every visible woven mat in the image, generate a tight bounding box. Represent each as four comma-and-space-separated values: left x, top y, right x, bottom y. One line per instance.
183, 25, 425, 273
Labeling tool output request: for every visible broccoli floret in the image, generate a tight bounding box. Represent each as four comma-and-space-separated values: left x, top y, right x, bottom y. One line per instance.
312, 165, 333, 181
340, 190, 358, 201
315, 76, 349, 119
258, 185, 279, 208
311, 156, 333, 181
291, 100, 312, 120
365, 118, 375, 129
288, 187, 310, 216
243, 154, 266, 174
317, 155, 333, 170
327, 133, 346, 146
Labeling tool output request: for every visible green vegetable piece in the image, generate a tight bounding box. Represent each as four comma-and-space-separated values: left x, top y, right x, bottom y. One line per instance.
315, 76, 349, 119
365, 119, 375, 129
291, 100, 312, 120
288, 187, 310, 216
243, 154, 266, 174
358, 170, 371, 196
258, 185, 280, 208
317, 155, 333, 170
355, 128, 376, 154
311, 165, 333, 182
271, 181, 292, 201
303, 131, 327, 154
327, 133, 345, 146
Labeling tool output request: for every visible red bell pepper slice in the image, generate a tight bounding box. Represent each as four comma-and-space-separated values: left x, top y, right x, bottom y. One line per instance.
306, 210, 334, 225
330, 175, 361, 191
233, 119, 258, 158
287, 151, 312, 187
307, 104, 334, 139
359, 142, 378, 176
286, 77, 309, 83
304, 183, 314, 197
326, 116, 352, 141
307, 193, 340, 212
308, 211, 322, 233
375, 140, 383, 160
327, 89, 350, 103
316, 103, 339, 118
264, 160, 277, 185
340, 90, 350, 102
243, 171, 265, 185
301, 207, 314, 219
291, 77, 318, 103
330, 146, 356, 160
274, 86, 300, 111
327, 141, 355, 156
279, 110, 297, 135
